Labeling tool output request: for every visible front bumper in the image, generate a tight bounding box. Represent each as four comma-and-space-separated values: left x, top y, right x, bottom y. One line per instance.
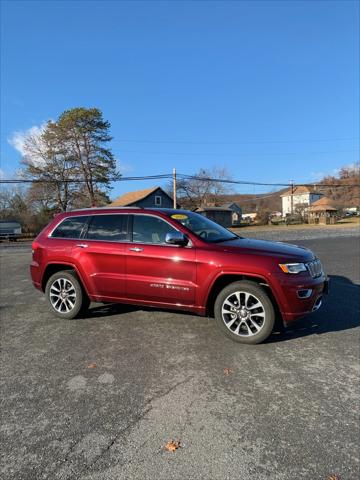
270, 273, 329, 324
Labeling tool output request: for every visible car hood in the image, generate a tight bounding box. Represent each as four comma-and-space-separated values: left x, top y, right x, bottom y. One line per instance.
217, 237, 314, 261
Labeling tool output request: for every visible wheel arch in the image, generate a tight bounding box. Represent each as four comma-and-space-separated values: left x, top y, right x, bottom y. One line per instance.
41, 263, 89, 295
205, 274, 282, 323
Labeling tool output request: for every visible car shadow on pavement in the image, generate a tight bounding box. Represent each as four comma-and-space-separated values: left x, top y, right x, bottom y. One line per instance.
83, 301, 196, 319
268, 275, 360, 343
81, 275, 359, 343
82, 302, 141, 318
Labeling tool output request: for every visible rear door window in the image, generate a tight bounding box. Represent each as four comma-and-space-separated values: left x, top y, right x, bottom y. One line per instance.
86, 214, 130, 242
51, 216, 89, 239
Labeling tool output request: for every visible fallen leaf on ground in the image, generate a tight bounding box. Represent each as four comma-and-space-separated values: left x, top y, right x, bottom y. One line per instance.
326, 475, 340, 480
223, 368, 233, 375
164, 440, 181, 452
86, 363, 97, 369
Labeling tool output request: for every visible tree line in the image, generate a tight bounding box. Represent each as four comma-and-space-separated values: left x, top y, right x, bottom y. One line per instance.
1, 107, 120, 232
22, 107, 119, 210
1, 106, 359, 233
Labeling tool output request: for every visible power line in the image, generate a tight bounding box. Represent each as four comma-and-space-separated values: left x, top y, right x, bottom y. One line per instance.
116, 149, 357, 157
112, 137, 359, 145
176, 174, 360, 188
177, 174, 288, 187
235, 192, 284, 203
1, 173, 359, 188
0, 174, 173, 184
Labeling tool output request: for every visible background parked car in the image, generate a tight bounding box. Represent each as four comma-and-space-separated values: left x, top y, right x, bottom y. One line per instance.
0, 220, 22, 241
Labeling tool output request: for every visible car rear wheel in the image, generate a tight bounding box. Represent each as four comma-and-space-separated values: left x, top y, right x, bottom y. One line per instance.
45, 271, 89, 319
214, 281, 275, 344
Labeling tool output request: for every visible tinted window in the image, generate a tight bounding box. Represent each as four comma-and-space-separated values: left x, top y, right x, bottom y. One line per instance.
167, 211, 238, 243
86, 214, 129, 242
52, 216, 89, 239
132, 215, 177, 244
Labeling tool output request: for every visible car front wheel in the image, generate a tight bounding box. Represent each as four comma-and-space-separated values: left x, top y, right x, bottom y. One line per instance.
214, 281, 275, 344
45, 271, 89, 319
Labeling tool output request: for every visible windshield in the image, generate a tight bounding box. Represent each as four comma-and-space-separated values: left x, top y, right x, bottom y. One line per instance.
168, 211, 239, 243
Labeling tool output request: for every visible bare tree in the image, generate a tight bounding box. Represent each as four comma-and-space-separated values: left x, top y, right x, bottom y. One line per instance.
0, 186, 36, 232
294, 203, 309, 223
175, 167, 233, 209
26, 182, 58, 212
22, 125, 77, 211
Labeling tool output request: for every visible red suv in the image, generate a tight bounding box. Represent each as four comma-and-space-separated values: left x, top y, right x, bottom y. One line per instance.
30, 208, 328, 344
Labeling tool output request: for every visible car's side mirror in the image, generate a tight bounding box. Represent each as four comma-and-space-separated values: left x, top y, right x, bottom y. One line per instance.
165, 232, 188, 246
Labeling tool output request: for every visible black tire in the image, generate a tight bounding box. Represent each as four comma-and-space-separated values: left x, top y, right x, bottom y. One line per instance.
45, 270, 89, 320
214, 281, 275, 344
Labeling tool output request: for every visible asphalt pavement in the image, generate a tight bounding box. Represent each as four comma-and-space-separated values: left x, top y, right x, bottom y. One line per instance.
1, 233, 359, 480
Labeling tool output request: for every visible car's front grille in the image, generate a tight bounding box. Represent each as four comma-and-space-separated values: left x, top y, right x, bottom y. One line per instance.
306, 259, 323, 278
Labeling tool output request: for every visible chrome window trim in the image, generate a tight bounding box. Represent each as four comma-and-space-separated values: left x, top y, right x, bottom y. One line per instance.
48, 213, 129, 240
131, 213, 193, 248
48, 211, 192, 247
76, 238, 130, 245
48, 215, 90, 239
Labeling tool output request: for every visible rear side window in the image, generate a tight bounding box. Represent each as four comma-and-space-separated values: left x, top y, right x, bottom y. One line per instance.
51, 216, 89, 239
86, 214, 130, 242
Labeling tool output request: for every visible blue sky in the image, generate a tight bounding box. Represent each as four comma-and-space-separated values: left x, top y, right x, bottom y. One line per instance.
1, 0, 359, 198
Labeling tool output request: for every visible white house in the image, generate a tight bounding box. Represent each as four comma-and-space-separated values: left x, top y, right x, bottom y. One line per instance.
281, 186, 323, 216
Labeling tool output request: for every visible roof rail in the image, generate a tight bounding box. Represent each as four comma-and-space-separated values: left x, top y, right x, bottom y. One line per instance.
70, 206, 142, 212
99, 206, 141, 209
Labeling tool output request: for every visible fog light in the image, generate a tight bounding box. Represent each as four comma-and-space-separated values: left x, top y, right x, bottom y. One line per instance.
297, 289, 312, 299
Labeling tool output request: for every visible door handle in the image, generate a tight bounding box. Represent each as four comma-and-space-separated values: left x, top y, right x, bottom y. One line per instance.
76, 244, 88, 248
129, 247, 143, 252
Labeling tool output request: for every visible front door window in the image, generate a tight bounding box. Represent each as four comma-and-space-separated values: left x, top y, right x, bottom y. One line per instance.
132, 215, 177, 244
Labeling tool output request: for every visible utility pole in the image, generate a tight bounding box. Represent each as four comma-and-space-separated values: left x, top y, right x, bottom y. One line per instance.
172, 168, 177, 209
290, 180, 294, 216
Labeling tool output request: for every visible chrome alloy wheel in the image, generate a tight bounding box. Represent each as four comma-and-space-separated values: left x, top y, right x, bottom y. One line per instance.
221, 291, 266, 337
49, 278, 77, 313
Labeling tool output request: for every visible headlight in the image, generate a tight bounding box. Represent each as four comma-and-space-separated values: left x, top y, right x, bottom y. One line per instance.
279, 263, 307, 274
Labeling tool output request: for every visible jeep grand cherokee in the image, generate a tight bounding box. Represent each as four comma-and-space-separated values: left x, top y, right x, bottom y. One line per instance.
30, 208, 328, 344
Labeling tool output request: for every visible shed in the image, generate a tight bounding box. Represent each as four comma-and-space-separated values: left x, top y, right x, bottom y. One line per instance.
220, 202, 242, 225
195, 207, 233, 228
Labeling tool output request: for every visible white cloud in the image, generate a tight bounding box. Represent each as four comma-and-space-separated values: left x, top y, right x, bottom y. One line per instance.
310, 169, 339, 182
8, 125, 134, 174
0, 168, 5, 180
310, 163, 359, 182
8, 123, 47, 157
